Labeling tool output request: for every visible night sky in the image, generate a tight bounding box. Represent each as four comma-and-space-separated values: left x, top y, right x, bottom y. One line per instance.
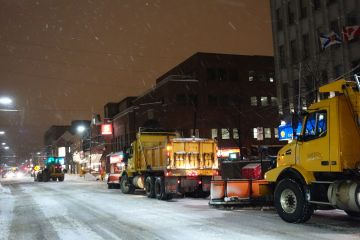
0, 0, 273, 161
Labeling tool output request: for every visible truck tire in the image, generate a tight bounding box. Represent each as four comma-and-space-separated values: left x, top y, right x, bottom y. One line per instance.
58, 176, 64, 182
345, 211, 360, 218
145, 176, 155, 198
274, 178, 313, 223
155, 177, 173, 200
52, 177, 57, 181
108, 183, 113, 189
43, 174, 49, 182
121, 175, 135, 194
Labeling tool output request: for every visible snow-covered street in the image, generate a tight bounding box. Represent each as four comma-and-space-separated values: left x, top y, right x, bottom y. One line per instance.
1, 175, 359, 240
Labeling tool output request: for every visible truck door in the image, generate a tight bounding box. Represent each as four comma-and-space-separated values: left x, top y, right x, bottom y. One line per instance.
298, 110, 330, 172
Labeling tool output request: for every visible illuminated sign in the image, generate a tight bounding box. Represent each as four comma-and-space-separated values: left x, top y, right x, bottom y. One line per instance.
278, 122, 302, 141
110, 153, 124, 164
46, 157, 65, 165
58, 147, 66, 157
101, 124, 113, 135
217, 148, 240, 157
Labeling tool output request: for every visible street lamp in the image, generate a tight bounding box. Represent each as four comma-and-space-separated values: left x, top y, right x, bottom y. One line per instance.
77, 125, 92, 174
0, 97, 12, 105
0, 131, 5, 135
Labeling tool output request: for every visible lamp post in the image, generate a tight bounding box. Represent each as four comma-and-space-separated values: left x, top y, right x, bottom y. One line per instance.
77, 125, 92, 174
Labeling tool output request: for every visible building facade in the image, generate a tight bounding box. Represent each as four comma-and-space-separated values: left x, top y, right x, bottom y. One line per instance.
270, 0, 360, 118
110, 52, 281, 158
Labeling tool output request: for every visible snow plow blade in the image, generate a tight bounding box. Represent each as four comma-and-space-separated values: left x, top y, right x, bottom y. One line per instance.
209, 179, 272, 205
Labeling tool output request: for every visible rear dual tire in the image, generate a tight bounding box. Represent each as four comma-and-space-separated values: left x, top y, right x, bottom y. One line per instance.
155, 177, 173, 201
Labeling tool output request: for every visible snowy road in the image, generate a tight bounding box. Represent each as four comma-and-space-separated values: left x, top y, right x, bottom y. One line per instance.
1, 175, 359, 240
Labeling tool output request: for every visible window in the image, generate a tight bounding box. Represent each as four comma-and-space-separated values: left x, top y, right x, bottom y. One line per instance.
188, 94, 198, 106
264, 128, 271, 138
208, 95, 217, 106
219, 95, 229, 106
249, 70, 255, 81
147, 109, 154, 119
303, 111, 327, 140
221, 128, 230, 139
250, 96, 257, 106
279, 45, 285, 68
334, 64, 343, 78
218, 68, 227, 81
253, 128, 258, 139
274, 128, 279, 138
302, 34, 310, 59
300, 0, 307, 19
313, 0, 321, 11
276, 8, 283, 31
268, 72, 275, 82
258, 72, 266, 82
327, 0, 337, 6
347, 12, 358, 26
229, 68, 238, 81
233, 128, 239, 139
282, 83, 289, 100
290, 40, 297, 64
207, 68, 216, 81
288, 5, 295, 25
261, 97, 268, 106
330, 20, 340, 34
190, 129, 199, 137
271, 97, 277, 106
211, 128, 218, 139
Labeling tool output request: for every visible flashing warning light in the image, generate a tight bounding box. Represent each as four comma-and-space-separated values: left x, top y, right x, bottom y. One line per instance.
101, 124, 113, 135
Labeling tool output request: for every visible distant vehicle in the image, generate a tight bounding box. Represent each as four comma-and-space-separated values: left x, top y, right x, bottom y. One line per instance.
35, 158, 64, 182
107, 152, 125, 189
119, 129, 218, 200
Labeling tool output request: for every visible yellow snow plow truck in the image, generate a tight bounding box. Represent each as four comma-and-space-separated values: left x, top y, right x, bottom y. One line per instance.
120, 129, 218, 200
210, 79, 360, 223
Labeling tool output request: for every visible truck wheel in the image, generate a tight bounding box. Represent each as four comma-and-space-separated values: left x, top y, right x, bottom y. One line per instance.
58, 176, 64, 182
52, 177, 57, 181
155, 178, 172, 200
121, 175, 135, 194
274, 178, 313, 223
345, 211, 360, 218
43, 174, 49, 182
108, 183, 113, 189
145, 176, 155, 198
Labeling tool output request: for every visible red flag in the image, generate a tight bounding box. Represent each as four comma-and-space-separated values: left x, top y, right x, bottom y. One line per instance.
343, 25, 360, 42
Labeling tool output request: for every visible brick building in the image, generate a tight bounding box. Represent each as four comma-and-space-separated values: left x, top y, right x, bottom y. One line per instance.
108, 52, 281, 157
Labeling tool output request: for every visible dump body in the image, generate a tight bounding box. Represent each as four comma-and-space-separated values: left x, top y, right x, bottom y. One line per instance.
121, 130, 218, 200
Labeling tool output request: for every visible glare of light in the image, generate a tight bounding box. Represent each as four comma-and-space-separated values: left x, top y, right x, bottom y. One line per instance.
0, 131, 5, 135
4, 146, 9, 150
1, 142, 5, 145
0, 97, 12, 105
37, 152, 41, 155
77, 125, 87, 133
280, 120, 286, 126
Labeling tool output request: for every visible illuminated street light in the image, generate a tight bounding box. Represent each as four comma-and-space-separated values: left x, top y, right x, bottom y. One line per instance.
1, 142, 5, 146
0, 131, 5, 135
4, 146, 9, 150
0, 97, 12, 105
77, 125, 86, 133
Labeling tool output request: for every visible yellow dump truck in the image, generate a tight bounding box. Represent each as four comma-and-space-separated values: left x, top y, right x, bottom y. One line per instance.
120, 129, 218, 200
210, 79, 360, 223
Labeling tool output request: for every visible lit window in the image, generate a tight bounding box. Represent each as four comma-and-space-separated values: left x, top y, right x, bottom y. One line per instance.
211, 129, 218, 139
271, 97, 277, 106
249, 70, 255, 81
264, 128, 271, 138
233, 128, 239, 139
261, 97, 268, 106
274, 128, 279, 138
253, 128, 258, 139
221, 129, 230, 139
251, 96, 257, 106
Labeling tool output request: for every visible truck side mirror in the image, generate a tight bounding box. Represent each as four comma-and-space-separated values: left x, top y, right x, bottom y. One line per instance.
291, 113, 299, 139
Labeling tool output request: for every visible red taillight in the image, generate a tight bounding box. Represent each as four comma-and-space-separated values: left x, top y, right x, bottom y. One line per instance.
198, 181, 202, 185
177, 180, 180, 184
213, 170, 219, 176
167, 152, 170, 157
165, 171, 172, 177
187, 171, 198, 177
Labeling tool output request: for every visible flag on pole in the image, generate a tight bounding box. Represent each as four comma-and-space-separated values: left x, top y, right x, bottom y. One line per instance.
319, 31, 342, 49
342, 25, 360, 42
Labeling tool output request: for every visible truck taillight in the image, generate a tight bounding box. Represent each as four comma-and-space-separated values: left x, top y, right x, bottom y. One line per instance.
198, 180, 202, 185
165, 171, 172, 177
213, 170, 219, 176
187, 171, 198, 177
